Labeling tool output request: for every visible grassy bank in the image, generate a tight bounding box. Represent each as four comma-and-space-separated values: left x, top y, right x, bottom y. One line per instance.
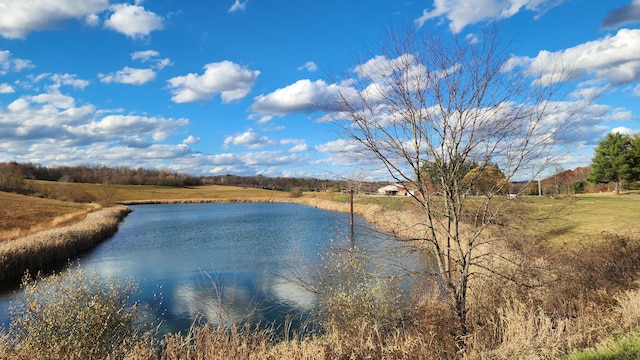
0, 205, 130, 282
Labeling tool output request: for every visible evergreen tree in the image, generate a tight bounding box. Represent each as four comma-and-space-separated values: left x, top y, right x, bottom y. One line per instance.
588, 132, 638, 194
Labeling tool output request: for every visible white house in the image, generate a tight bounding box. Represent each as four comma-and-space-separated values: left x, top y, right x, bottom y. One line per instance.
378, 183, 416, 196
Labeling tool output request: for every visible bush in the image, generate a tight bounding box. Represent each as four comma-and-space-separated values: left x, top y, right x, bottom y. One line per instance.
289, 186, 303, 198
4, 265, 152, 360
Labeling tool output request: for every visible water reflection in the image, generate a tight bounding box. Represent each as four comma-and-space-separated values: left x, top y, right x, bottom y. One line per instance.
0, 203, 431, 336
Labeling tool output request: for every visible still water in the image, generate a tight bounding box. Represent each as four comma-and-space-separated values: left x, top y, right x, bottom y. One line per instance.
0, 202, 428, 335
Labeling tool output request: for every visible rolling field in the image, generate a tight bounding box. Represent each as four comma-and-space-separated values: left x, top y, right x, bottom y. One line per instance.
0, 191, 97, 241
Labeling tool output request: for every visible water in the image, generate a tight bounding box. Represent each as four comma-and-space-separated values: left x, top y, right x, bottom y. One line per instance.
0, 202, 429, 335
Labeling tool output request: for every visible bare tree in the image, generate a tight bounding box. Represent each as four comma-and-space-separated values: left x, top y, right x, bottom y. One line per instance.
329, 27, 577, 348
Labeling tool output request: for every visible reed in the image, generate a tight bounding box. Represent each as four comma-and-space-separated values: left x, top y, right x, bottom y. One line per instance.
0, 206, 130, 282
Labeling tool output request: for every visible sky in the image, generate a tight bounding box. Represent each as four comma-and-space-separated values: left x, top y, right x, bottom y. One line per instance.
0, 0, 639, 181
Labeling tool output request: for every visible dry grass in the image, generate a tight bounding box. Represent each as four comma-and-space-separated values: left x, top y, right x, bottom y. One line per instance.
0, 205, 130, 281
0, 191, 96, 242
27, 180, 299, 203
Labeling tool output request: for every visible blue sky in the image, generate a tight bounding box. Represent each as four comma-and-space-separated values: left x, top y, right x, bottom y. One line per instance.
0, 0, 639, 181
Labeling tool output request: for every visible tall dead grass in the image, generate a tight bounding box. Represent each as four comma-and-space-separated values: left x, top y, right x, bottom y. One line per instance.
0, 205, 130, 281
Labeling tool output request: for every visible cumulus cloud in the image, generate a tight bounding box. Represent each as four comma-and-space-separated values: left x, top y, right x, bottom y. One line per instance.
415, 0, 565, 33
50, 73, 90, 89
251, 79, 347, 116
98, 67, 156, 85
297, 61, 318, 72
228, 0, 248, 13
315, 139, 374, 167
73, 114, 189, 142
0, 50, 34, 75
0, 83, 15, 93
0, 86, 190, 165
183, 135, 201, 145
602, 0, 640, 29
104, 3, 163, 38
0, 0, 108, 39
131, 50, 159, 62
505, 28, 640, 87
167, 61, 260, 103
610, 126, 635, 135
288, 142, 309, 153
131, 50, 172, 69
223, 129, 274, 149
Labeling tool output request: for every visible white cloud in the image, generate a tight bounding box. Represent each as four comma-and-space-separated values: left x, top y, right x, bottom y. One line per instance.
130, 50, 172, 71
168, 61, 260, 103
288, 142, 309, 153
84, 13, 100, 27
74, 114, 189, 142
98, 67, 156, 85
50, 73, 90, 89
183, 135, 201, 145
602, 0, 640, 29
0, 83, 15, 93
228, 0, 248, 13
315, 139, 373, 167
506, 28, 640, 87
610, 126, 634, 135
0, 50, 34, 75
415, 0, 565, 33
251, 79, 347, 116
256, 115, 273, 124
29, 90, 76, 109
104, 3, 163, 38
223, 129, 274, 149
297, 61, 318, 72
0, 0, 108, 39
131, 50, 160, 62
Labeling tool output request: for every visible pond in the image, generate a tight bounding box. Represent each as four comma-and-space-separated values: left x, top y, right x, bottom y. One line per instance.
0, 202, 430, 336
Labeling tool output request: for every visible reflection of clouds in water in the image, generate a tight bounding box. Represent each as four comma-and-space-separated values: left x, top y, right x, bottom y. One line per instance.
268, 277, 316, 309
172, 281, 255, 326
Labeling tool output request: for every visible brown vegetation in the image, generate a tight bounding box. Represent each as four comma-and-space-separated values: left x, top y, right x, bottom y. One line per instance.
0, 191, 97, 242
3, 230, 640, 359
0, 205, 130, 281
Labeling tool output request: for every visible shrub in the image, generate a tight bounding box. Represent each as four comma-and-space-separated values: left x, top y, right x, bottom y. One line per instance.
289, 186, 303, 198
4, 265, 152, 360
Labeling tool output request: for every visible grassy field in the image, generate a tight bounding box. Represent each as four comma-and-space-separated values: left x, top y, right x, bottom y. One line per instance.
0, 191, 97, 242
29, 179, 303, 202
517, 193, 640, 246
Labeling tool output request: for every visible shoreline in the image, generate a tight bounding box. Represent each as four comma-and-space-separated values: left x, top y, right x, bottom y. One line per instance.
0, 205, 131, 282
1, 197, 405, 284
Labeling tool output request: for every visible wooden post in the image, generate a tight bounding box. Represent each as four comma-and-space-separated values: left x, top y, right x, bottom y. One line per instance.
349, 187, 354, 227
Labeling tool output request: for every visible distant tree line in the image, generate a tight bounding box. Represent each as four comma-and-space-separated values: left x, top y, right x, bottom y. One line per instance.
0, 162, 201, 190
201, 174, 381, 193
0, 161, 385, 196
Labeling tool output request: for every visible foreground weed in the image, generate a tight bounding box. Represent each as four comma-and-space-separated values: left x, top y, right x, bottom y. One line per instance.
5, 265, 153, 360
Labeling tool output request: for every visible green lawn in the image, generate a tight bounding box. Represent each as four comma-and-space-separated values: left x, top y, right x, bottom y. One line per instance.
521, 193, 640, 246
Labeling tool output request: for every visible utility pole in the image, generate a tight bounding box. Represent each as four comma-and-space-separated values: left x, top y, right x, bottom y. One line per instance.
349, 187, 354, 227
